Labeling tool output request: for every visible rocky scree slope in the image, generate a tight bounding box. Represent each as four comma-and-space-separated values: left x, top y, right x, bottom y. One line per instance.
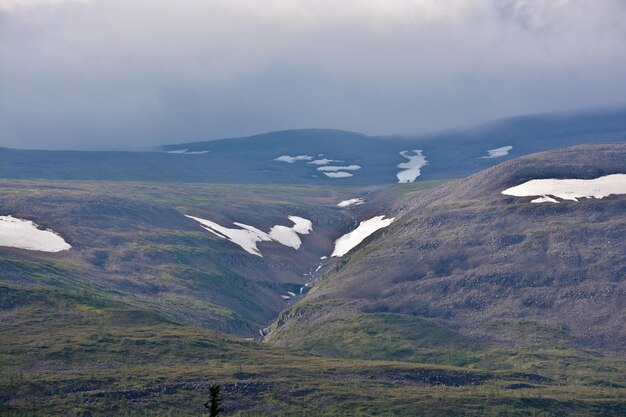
268, 144, 626, 353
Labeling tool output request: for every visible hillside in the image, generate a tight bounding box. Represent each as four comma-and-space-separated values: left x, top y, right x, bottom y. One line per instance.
1, 146, 625, 416
268, 144, 626, 356
3, 295, 624, 416
0, 181, 370, 336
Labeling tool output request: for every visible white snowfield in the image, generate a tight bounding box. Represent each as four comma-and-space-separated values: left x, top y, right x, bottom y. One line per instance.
274, 154, 358, 178
269, 216, 313, 249
397, 150, 427, 183
317, 165, 361, 172
186, 215, 312, 256
337, 198, 365, 208
275, 155, 313, 163
502, 174, 626, 203
331, 215, 394, 257
0, 215, 71, 252
324, 172, 353, 178
482, 146, 512, 158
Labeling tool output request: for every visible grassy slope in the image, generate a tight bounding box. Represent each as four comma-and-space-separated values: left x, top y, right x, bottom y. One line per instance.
1, 286, 625, 417
1, 166, 625, 415
260, 144, 626, 414
0, 180, 366, 336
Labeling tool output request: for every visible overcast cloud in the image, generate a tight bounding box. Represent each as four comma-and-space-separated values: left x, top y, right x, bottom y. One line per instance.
1, 0, 626, 150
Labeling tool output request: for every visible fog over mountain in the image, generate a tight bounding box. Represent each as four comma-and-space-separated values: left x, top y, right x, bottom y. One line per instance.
1, 0, 626, 150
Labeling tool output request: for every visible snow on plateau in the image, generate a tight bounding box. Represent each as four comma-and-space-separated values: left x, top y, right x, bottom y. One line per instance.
166, 149, 210, 154
275, 154, 359, 179
396, 150, 427, 183
317, 165, 361, 172
482, 146, 512, 158
308, 158, 338, 165
324, 172, 353, 178
275, 155, 313, 163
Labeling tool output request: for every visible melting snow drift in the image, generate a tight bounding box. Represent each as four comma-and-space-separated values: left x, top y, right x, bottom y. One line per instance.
269, 216, 313, 249
317, 165, 361, 172
275, 155, 313, 163
482, 146, 512, 158
324, 172, 353, 178
166, 149, 210, 154
308, 158, 338, 165
274, 154, 359, 179
397, 150, 427, 183
530, 196, 560, 204
187, 215, 312, 256
331, 215, 394, 257
337, 198, 364, 208
502, 174, 626, 203
0, 216, 71, 252
319, 165, 361, 179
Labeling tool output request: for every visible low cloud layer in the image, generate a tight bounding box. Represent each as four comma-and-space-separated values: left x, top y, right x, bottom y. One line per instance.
1, 0, 626, 150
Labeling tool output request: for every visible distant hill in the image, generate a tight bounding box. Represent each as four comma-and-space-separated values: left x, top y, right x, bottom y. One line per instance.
1, 108, 625, 184
268, 143, 626, 355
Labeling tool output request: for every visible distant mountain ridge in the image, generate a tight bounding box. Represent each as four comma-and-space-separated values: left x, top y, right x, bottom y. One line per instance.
1, 108, 625, 184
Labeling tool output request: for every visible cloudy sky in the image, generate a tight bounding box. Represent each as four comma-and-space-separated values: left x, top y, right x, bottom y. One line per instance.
1, 0, 626, 150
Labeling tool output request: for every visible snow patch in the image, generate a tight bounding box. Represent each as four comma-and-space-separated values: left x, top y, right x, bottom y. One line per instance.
275, 155, 313, 163
308, 158, 339, 165
502, 174, 626, 203
187, 215, 312, 255
397, 150, 427, 183
289, 216, 314, 234
324, 172, 353, 178
269, 216, 313, 249
317, 165, 361, 172
186, 215, 271, 256
331, 215, 394, 257
482, 146, 512, 158
337, 198, 364, 208
167, 149, 210, 154
531, 196, 559, 204
0, 215, 71, 252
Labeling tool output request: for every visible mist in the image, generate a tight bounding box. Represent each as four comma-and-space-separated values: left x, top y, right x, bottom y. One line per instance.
1, 0, 626, 150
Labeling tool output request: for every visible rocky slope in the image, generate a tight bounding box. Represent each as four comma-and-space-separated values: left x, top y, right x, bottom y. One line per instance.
268, 144, 626, 353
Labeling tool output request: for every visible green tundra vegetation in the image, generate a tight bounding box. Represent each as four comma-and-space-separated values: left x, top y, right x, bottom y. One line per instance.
1, 279, 625, 417
1, 297, 625, 417
1, 145, 626, 416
